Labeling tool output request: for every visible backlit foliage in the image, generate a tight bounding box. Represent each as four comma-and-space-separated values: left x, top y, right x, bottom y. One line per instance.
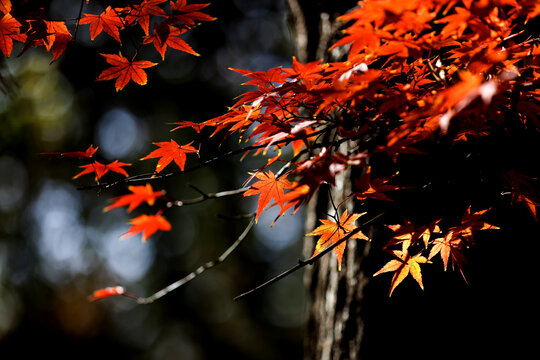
7, 0, 538, 296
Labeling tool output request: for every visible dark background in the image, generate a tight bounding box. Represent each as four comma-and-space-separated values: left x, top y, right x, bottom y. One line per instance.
0, 1, 538, 359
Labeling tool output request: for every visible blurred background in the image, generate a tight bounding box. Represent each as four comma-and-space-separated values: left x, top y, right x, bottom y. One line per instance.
0, 1, 307, 359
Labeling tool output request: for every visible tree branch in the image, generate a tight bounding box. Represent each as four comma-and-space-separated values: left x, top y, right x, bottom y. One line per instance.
234, 212, 383, 301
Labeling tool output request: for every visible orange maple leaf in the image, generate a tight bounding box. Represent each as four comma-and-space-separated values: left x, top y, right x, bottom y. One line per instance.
307, 210, 369, 270
96, 53, 157, 91
428, 207, 498, 278
140, 139, 198, 173
104, 183, 164, 212
79, 6, 124, 43
73, 160, 131, 180
41, 145, 98, 159
355, 167, 399, 202
0, 13, 25, 57
120, 213, 171, 242
243, 170, 293, 221
374, 248, 430, 296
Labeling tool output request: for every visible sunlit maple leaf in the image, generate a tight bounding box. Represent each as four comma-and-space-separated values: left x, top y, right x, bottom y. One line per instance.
120, 213, 171, 242
79, 6, 124, 43
386, 220, 441, 249
243, 170, 293, 222
125, 0, 167, 35
0, 13, 25, 57
140, 139, 198, 173
104, 183, 165, 212
144, 22, 199, 59
88, 286, 125, 302
374, 248, 430, 296
73, 160, 131, 180
41, 145, 98, 159
307, 210, 369, 270
96, 53, 157, 91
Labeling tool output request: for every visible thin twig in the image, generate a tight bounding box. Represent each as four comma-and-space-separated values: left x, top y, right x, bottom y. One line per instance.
170, 187, 249, 207
124, 215, 256, 304
234, 212, 383, 301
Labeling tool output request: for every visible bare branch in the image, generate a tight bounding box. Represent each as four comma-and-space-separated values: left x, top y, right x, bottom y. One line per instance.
120, 215, 256, 304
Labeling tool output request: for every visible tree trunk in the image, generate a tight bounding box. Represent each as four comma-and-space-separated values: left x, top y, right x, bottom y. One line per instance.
285, 2, 368, 359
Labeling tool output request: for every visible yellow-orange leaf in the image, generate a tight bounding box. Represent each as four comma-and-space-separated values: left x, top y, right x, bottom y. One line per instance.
307, 210, 369, 270
374, 250, 429, 296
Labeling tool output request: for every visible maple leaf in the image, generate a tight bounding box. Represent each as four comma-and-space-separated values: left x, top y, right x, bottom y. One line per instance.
503, 170, 539, 220
307, 210, 369, 270
79, 6, 124, 43
120, 213, 171, 242
104, 183, 165, 212
144, 22, 199, 59
141, 139, 198, 173
0, 13, 25, 57
88, 286, 125, 302
170, 0, 216, 26
125, 0, 167, 36
96, 53, 157, 91
0, 0, 11, 14
374, 248, 430, 296
73, 160, 131, 181
355, 167, 399, 202
243, 170, 293, 222
428, 207, 498, 279
41, 145, 98, 159
386, 220, 441, 250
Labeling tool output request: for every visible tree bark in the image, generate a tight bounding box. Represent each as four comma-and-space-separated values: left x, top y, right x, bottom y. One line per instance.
285, 2, 368, 359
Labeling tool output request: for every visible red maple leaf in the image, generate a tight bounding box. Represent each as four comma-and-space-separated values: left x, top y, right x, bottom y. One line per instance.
79, 6, 124, 43
243, 170, 293, 221
104, 183, 164, 212
120, 213, 171, 242
41, 145, 98, 159
0, 13, 25, 57
144, 22, 199, 59
125, 0, 167, 36
73, 160, 131, 180
307, 210, 369, 270
140, 139, 198, 173
96, 53, 157, 91
88, 286, 125, 302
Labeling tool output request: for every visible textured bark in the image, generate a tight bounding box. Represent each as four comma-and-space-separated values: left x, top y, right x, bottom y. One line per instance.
285, 2, 369, 359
